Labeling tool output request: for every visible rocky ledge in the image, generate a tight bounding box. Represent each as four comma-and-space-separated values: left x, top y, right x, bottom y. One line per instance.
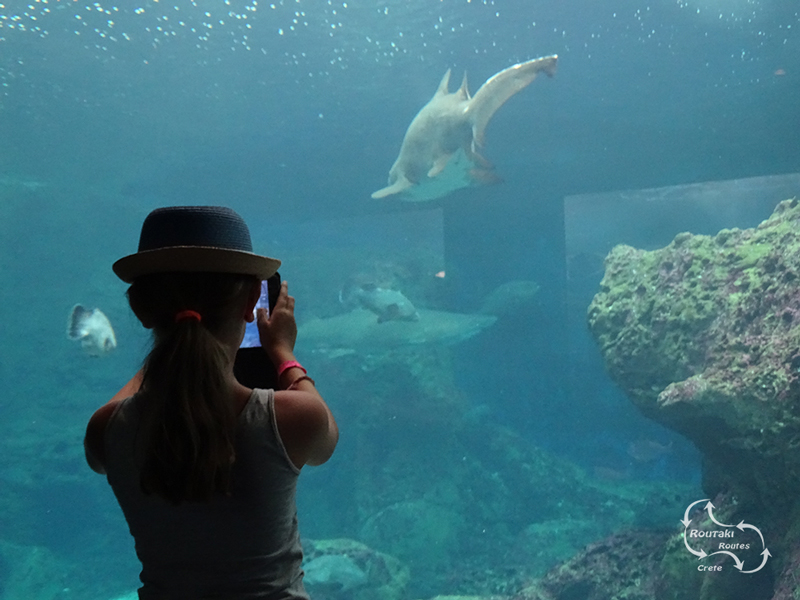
588, 197, 800, 599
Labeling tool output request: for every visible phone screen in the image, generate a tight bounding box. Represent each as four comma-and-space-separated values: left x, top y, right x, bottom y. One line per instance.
240, 281, 270, 348
234, 273, 281, 388
239, 273, 281, 349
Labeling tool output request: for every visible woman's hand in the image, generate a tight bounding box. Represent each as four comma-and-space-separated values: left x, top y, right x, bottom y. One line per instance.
257, 281, 298, 363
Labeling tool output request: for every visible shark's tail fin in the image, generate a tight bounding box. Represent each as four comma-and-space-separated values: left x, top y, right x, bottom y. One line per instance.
468, 55, 558, 148
541, 55, 558, 78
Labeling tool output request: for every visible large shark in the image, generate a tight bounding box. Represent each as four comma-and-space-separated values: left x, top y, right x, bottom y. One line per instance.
297, 308, 497, 357
371, 55, 557, 202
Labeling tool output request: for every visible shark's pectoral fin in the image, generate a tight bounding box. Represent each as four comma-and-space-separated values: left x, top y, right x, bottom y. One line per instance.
371, 176, 414, 199
466, 144, 493, 169
468, 54, 558, 147
427, 153, 453, 178
463, 144, 501, 184
469, 167, 503, 185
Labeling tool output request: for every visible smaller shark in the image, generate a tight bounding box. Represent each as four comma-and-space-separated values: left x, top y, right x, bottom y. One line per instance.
297, 308, 496, 357
372, 55, 557, 202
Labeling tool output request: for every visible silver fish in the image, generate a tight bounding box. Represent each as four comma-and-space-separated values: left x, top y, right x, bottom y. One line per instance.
67, 304, 117, 356
343, 284, 419, 324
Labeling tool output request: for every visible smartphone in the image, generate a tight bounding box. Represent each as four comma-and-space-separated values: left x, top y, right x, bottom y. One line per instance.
239, 277, 280, 348
233, 272, 281, 389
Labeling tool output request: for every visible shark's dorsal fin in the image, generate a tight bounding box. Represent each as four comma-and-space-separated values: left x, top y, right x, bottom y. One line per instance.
458, 72, 471, 100
435, 69, 452, 96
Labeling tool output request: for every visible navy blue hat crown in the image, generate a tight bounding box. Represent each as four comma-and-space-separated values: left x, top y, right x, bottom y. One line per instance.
113, 206, 280, 283
138, 206, 254, 253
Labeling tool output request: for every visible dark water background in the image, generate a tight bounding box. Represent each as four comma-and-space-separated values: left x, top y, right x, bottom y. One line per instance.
1, 0, 799, 597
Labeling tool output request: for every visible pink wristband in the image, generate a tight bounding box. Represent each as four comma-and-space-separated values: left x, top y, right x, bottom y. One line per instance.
277, 360, 306, 377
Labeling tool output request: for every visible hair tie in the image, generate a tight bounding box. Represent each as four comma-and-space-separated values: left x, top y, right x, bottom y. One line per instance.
175, 309, 202, 323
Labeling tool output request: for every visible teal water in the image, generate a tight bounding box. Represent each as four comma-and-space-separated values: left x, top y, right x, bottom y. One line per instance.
1, 0, 798, 598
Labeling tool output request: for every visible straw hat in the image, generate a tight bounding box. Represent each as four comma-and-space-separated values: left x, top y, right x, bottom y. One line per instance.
113, 206, 281, 283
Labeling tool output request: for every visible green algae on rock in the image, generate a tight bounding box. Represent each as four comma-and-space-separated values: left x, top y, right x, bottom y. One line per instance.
587, 197, 800, 598
588, 198, 800, 486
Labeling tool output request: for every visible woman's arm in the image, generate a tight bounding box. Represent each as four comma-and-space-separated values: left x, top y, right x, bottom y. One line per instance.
84, 371, 143, 474
258, 282, 339, 468
273, 366, 339, 468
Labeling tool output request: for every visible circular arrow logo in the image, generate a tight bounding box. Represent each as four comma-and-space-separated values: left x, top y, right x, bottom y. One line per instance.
681, 499, 771, 573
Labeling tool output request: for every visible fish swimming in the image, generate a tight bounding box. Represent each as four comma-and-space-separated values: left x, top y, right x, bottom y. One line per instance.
626, 439, 674, 463
341, 283, 419, 323
372, 55, 557, 202
67, 304, 117, 356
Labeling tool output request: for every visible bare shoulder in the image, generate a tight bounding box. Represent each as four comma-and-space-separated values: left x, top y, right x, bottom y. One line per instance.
273, 390, 338, 468
85, 373, 143, 473
84, 399, 123, 474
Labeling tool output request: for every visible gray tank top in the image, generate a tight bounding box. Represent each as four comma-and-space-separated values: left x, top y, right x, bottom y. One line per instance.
105, 388, 310, 600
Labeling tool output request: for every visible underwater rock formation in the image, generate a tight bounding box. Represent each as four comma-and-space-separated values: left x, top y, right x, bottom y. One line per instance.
587, 198, 800, 598
517, 529, 671, 600
302, 538, 409, 600
304, 554, 369, 593
654, 493, 774, 600
511, 495, 774, 600
304, 330, 697, 598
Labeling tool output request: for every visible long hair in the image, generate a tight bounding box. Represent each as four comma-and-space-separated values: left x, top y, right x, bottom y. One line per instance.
127, 272, 257, 505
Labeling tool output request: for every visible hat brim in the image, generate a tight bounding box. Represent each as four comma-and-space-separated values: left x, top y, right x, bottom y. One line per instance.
113, 246, 281, 283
